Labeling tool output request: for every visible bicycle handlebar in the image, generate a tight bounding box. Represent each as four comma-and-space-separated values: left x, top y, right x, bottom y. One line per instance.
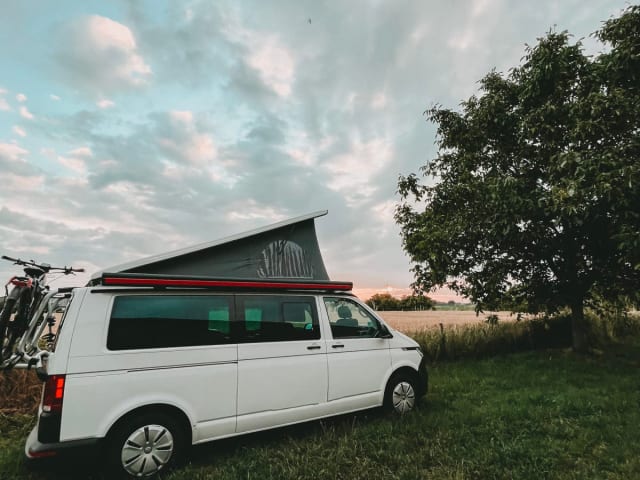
1, 255, 85, 274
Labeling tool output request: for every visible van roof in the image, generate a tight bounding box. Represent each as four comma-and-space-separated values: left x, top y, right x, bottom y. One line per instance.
90, 210, 331, 282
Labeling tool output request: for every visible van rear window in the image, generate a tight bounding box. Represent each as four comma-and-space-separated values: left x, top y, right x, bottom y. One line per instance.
107, 295, 233, 350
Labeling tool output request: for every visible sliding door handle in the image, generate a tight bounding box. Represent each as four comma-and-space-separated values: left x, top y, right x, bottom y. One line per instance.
332, 344, 344, 349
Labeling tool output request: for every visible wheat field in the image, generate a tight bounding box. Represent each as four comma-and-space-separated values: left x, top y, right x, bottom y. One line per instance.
378, 310, 519, 332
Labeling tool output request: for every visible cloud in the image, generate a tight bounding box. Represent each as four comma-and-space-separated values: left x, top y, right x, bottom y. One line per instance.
226, 200, 288, 222
0, 142, 43, 192
0, 142, 29, 162
57, 146, 92, 173
156, 110, 218, 167
50, 94, 60, 101
0, 88, 10, 111
325, 137, 393, 206
96, 99, 115, 109
124, 3, 236, 89
245, 35, 295, 97
19, 106, 34, 119
371, 92, 388, 109
56, 15, 151, 96
68, 146, 93, 158
12, 126, 26, 137
57, 155, 86, 173
16, 93, 27, 102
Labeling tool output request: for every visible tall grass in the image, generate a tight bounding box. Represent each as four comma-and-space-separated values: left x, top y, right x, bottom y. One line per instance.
0, 370, 41, 415
410, 311, 640, 362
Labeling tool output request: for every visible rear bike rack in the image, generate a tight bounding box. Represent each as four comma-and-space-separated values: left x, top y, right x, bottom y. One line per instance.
1, 289, 72, 370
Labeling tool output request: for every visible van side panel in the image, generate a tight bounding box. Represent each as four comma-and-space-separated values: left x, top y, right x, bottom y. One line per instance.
236, 341, 328, 432
60, 292, 238, 442
60, 362, 237, 442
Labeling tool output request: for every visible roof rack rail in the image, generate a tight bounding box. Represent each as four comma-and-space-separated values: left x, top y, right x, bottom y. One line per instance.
96, 273, 353, 292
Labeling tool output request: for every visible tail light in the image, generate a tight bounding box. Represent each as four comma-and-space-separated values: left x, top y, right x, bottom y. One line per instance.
42, 374, 66, 413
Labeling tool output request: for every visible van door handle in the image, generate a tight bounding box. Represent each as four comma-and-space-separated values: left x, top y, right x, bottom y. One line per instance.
307, 345, 321, 350
332, 344, 344, 349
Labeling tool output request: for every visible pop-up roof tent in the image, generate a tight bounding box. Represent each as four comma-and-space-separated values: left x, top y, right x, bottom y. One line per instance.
90, 210, 350, 290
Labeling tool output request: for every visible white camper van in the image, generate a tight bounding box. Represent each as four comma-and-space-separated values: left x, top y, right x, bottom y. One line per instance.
4, 212, 427, 478
25, 274, 427, 477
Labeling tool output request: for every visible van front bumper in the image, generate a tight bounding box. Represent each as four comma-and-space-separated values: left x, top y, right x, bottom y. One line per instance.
24, 426, 101, 461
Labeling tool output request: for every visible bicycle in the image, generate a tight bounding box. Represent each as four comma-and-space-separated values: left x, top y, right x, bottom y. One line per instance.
0, 255, 84, 368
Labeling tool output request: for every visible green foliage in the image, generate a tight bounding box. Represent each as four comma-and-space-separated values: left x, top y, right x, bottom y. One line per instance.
366, 293, 401, 310
399, 293, 434, 311
396, 6, 640, 352
366, 293, 434, 311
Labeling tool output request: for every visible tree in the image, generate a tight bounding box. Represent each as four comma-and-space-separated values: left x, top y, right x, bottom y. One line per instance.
399, 294, 434, 311
396, 7, 640, 352
366, 293, 401, 310
366, 292, 434, 311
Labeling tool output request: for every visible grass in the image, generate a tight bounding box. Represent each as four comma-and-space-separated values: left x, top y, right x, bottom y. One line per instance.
0, 371, 41, 416
1, 337, 639, 479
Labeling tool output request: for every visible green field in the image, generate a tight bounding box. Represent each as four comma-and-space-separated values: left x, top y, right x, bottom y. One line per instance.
1, 339, 639, 479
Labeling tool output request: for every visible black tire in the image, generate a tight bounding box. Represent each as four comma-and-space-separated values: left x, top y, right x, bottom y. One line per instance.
2, 289, 31, 363
106, 412, 188, 478
0, 296, 17, 363
384, 373, 419, 415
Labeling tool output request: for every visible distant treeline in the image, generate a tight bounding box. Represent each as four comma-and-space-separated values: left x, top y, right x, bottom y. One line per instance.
365, 293, 434, 311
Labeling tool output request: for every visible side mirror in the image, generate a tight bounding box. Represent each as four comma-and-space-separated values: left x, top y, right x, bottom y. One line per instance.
378, 325, 393, 339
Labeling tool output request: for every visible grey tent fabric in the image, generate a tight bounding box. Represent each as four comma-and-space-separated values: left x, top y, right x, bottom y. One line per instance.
91, 211, 331, 282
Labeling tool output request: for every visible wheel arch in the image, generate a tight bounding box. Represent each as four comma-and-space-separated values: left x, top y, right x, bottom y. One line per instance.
105, 403, 193, 444
387, 365, 421, 390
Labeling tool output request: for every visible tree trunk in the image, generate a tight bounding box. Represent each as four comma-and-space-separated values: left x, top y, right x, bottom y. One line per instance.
570, 299, 588, 353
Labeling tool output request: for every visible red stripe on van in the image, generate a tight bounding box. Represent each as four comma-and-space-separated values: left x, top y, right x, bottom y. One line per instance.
101, 276, 353, 291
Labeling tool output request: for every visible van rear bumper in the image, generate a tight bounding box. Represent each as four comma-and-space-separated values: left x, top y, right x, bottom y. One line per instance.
24, 426, 101, 461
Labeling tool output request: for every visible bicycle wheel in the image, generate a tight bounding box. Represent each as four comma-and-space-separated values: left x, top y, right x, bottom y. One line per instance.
1, 288, 31, 364
0, 296, 17, 363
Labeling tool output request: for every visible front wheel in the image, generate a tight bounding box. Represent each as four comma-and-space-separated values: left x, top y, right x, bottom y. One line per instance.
384, 373, 418, 415
107, 412, 187, 478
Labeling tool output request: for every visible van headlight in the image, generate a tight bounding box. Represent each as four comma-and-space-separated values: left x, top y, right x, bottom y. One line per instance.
402, 346, 423, 357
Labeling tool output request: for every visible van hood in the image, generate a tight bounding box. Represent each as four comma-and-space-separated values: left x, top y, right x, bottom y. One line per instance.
389, 329, 420, 349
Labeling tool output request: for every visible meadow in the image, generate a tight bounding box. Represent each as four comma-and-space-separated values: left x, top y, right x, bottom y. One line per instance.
0, 312, 638, 479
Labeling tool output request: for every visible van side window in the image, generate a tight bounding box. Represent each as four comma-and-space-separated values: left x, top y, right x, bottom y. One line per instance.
107, 295, 233, 350
237, 295, 319, 342
323, 297, 382, 339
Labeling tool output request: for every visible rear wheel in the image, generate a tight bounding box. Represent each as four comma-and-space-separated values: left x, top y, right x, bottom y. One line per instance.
107, 412, 187, 478
0, 296, 17, 363
1, 289, 31, 364
384, 373, 418, 415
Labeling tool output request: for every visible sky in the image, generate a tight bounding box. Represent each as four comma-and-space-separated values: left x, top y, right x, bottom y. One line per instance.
0, 0, 629, 301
